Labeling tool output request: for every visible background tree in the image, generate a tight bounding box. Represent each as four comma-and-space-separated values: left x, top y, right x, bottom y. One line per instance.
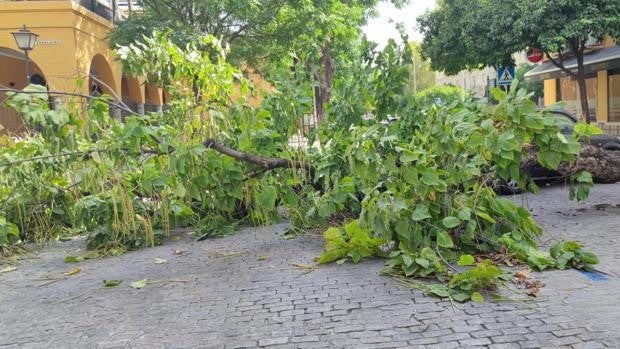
407, 42, 436, 94
418, 0, 620, 123
110, 0, 407, 122
516, 0, 620, 123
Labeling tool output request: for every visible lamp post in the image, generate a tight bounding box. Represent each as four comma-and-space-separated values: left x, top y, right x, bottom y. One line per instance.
11, 25, 39, 83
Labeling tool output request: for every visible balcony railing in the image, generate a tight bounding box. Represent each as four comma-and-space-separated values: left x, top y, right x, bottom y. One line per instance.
0, 0, 125, 22
72, 0, 121, 22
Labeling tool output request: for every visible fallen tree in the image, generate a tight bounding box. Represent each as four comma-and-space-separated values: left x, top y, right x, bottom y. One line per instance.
522, 143, 620, 184
0, 34, 601, 303
560, 144, 620, 184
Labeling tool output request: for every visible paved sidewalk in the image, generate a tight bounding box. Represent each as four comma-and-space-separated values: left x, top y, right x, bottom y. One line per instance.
0, 184, 619, 349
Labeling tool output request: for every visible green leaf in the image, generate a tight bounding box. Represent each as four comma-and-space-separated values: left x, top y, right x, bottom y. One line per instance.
556, 132, 568, 144
580, 251, 599, 265
82, 251, 100, 260
64, 256, 83, 263
437, 231, 454, 248
475, 211, 496, 224
555, 252, 575, 269
457, 208, 472, 220
103, 279, 122, 287
457, 254, 475, 266
451, 292, 471, 302
429, 285, 450, 298
470, 292, 484, 303
411, 204, 431, 221
403, 167, 418, 185
575, 171, 592, 183
442, 216, 460, 229
402, 254, 415, 267
256, 185, 277, 209
130, 279, 148, 289
421, 169, 440, 186
400, 150, 417, 163
415, 257, 430, 269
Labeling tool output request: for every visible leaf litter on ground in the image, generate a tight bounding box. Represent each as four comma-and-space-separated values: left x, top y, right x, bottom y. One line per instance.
0, 266, 17, 273
63, 267, 82, 276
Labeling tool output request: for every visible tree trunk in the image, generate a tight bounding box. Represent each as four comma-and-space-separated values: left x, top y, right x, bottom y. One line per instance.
557, 144, 620, 183
313, 42, 334, 123
523, 144, 620, 183
573, 43, 596, 124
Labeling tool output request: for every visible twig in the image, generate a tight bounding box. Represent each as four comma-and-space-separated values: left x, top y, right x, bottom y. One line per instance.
435, 245, 460, 273
53, 293, 91, 304
204, 249, 246, 258
147, 279, 192, 284
290, 263, 317, 274
35, 277, 64, 287
0, 85, 139, 117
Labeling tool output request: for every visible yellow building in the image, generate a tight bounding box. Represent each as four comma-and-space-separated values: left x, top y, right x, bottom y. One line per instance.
0, 0, 166, 133
525, 37, 620, 135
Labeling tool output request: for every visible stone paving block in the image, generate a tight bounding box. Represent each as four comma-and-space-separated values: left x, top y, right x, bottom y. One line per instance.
459, 337, 492, 346
487, 343, 521, 349
492, 334, 529, 343
257, 337, 289, 347
572, 341, 606, 349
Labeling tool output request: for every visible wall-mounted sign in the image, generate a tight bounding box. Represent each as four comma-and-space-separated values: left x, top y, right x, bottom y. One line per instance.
36, 39, 62, 46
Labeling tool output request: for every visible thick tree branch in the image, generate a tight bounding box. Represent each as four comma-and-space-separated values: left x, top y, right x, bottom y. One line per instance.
542, 49, 576, 78
202, 138, 314, 173
523, 144, 620, 183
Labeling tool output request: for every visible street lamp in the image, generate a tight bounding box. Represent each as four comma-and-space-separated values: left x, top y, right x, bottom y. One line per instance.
11, 25, 39, 83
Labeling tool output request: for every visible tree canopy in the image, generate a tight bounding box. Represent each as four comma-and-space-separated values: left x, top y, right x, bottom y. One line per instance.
110, 0, 406, 122
418, 0, 620, 122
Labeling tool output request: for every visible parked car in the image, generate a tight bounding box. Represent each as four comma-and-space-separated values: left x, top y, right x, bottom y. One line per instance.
498, 109, 620, 194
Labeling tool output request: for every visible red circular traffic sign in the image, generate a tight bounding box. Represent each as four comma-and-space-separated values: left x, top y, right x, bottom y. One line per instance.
527, 48, 544, 63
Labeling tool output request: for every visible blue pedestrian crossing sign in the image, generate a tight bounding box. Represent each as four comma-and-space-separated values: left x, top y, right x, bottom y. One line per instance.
497, 67, 515, 86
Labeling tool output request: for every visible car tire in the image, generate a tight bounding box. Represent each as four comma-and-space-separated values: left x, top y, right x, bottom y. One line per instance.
602, 141, 620, 151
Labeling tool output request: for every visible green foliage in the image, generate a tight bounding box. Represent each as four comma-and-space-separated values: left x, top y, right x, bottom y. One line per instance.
311, 74, 596, 301
424, 259, 506, 303
550, 241, 599, 270
418, 0, 521, 74
0, 34, 291, 251
407, 42, 436, 93
317, 220, 382, 264
569, 171, 593, 202
383, 246, 446, 277
498, 232, 555, 271
0, 216, 20, 247
449, 260, 502, 292
1, 32, 600, 303
515, 64, 543, 101
414, 85, 467, 107
418, 0, 620, 119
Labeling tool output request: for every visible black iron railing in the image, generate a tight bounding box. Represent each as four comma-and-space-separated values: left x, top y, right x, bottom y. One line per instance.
72, 0, 119, 22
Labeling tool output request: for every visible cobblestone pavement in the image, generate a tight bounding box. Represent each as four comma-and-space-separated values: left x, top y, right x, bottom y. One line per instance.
1, 184, 619, 349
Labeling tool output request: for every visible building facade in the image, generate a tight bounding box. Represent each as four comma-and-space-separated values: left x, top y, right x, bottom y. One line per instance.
0, 0, 165, 133
435, 53, 529, 98
525, 36, 620, 135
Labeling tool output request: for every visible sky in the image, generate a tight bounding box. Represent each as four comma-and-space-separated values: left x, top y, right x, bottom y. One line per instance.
363, 0, 437, 46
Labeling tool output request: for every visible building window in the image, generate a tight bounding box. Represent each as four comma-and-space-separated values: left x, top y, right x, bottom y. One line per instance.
558, 76, 597, 119
609, 68, 620, 122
